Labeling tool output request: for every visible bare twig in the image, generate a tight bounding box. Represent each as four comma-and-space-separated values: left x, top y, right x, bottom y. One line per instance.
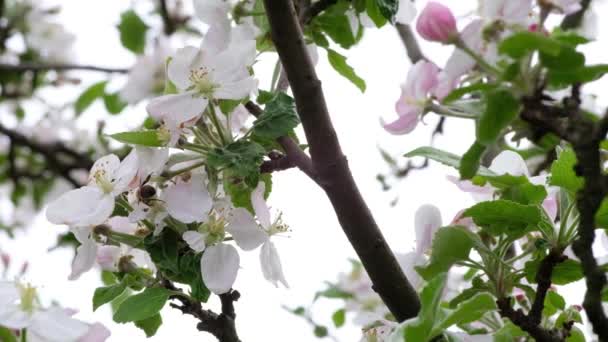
159, 0, 177, 35
261, 0, 420, 322
0, 63, 128, 74
395, 23, 425, 64
560, 0, 592, 30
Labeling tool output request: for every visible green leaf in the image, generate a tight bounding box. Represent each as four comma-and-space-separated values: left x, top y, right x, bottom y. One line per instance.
549, 148, 583, 193
109, 130, 166, 147
314, 325, 329, 337
494, 322, 526, 342
460, 141, 487, 179
224, 172, 272, 212
313, 1, 358, 49
75, 81, 107, 115
567, 327, 585, 342
416, 227, 475, 280
498, 31, 562, 59
93, 282, 127, 311
117, 10, 148, 54
404, 146, 495, 176
431, 293, 497, 335
442, 82, 497, 104
207, 140, 265, 187
402, 274, 447, 341
0, 327, 17, 342
463, 200, 542, 238
252, 92, 300, 139
477, 89, 520, 145
525, 258, 583, 285
596, 198, 608, 229
326, 49, 366, 92
475, 174, 548, 205
332, 309, 346, 327
540, 45, 585, 70
113, 287, 170, 323
365, 0, 388, 27
376, 0, 398, 20
103, 92, 128, 114
314, 283, 353, 301
548, 64, 608, 87
134, 314, 162, 337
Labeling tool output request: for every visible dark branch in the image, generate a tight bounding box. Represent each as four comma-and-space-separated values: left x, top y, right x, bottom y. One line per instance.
520, 89, 608, 339
301, 0, 337, 24
497, 297, 565, 342
159, 0, 177, 35
0, 123, 93, 187
395, 23, 425, 64
164, 280, 241, 342
262, 0, 420, 322
560, 0, 592, 30
245, 101, 317, 181
0, 63, 128, 74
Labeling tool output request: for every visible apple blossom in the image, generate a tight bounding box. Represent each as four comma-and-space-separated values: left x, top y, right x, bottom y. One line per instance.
383, 60, 440, 135
46, 153, 138, 227
416, 2, 458, 43
0, 281, 110, 341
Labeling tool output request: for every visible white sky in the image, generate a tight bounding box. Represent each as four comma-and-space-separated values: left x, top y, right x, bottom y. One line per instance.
2, 0, 608, 341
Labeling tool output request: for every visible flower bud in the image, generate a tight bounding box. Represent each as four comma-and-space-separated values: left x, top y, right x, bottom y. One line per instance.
1, 253, 10, 269
416, 2, 458, 43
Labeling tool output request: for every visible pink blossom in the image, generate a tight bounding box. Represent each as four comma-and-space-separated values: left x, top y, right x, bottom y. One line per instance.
416, 2, 458, 43
383, 60, 439, 135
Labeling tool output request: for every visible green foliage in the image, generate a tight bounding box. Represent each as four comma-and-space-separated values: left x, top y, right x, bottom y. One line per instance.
524, 258, 583, 285
75, 81, 107, 115
326, 48, 366, 92
207, 140, 265, 187
312, 1, 359, 49
375, 0, 398, 21
0, 327, 17, 342
442, 82, 497, 104
134, 314, 163, 337
549, 148, 583, 193
477, 89, 520, 145
113, 287, 170, 323
103, 92, 128, 114
416, 227, 475, 280
314, 283, 354, 301
224, 172, 272, 212
109, 130, 166, 147
93, 282, 127, 311
429, 293, 497, 336
118, 10, 148, 54
460, 141, 487, 179
474, 174, 548, 206
397, 274, 447, 341
548, 64, 608, 88
144, 230, 210, 302
498, 31, 561, 59
365, 0, 388, 27
404, 146, 495, 176
463, 200, 543, 238
331, 309, 346, 327
251, 92, 300, 139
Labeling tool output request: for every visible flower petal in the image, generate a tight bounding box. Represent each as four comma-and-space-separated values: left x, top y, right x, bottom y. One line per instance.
88, 154, 120, 186
382, 112, 420, 135
226, 208, 267, 251
164, 174, 213, 223
395, 0, 417, 24
489, 150, 529, 176
260, 241, 288, 288
96, 245, 121, 272
183, 231, 207, 253
201, 244, 240, 294
46, 186, 114, 227
146, 92, 208, 126
167, 46, 200, 90
250, 182, 271, 229
69, 232, 98, 280
30, 307, 90, 341
414, 204, 443, 255
78, 322, 111, 342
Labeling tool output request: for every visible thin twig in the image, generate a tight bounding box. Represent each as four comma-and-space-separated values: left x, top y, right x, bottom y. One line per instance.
0, 63, 128, 74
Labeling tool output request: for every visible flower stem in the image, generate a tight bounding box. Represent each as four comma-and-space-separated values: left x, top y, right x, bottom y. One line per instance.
207, 104, 229, 145
454, 38, 501, 77
163, 161, 207, 179
427, 102, 477, 119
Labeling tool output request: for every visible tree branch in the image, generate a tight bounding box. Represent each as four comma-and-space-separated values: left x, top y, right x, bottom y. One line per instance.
158, 0, 177, 35
301, 0, 337, 24
0, 123, 93, 187
164, 280, 241, 342
261, 0, 420, 322
395, 23, 425, 64
245, 101, 317, 181
560, 0, 592, 30
0, 63, 128, 74
520, 89, 608, 340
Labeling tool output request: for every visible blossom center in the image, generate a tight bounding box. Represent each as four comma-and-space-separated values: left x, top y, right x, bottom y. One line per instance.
93, 171, 114, 193
18, 283, 38, 313
189, 67, 217, 97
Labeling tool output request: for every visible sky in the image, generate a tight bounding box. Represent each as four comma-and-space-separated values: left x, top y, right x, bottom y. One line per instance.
1, 0, 608, 341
